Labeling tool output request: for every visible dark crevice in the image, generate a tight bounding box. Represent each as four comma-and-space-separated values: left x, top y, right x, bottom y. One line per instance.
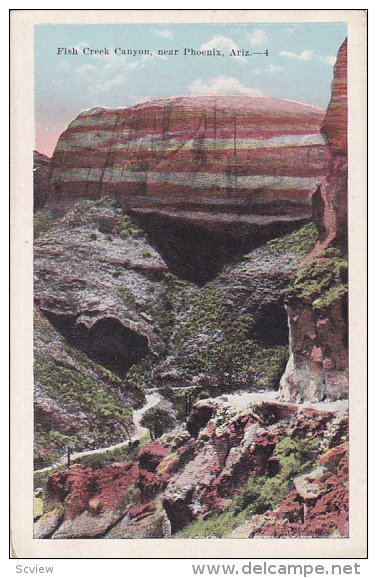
251, 301, 290, 346
128, 211, 308, 284
42, 311, 149, 376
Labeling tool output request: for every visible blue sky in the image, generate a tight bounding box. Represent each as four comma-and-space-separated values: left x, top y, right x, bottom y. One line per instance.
35, 22, 347, 155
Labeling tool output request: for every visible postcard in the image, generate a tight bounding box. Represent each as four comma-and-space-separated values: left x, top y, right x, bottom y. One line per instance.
10, 9, 367, 558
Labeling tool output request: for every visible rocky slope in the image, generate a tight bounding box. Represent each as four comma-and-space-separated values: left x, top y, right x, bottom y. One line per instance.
278, 39, 348, 403
33, 198, 195, 467
48, 95, 328, 281
34, 310, 137, 469
34, 199, 171, 376
152, 223, 317, 395
34, 394, 348, 539
33, 197, 317, 462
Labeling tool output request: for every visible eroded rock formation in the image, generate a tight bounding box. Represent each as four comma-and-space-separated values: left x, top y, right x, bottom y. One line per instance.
34, 199, 169, 375
49, 95, 328, 281
279, 39, 348, 403
34, 310, 137, 469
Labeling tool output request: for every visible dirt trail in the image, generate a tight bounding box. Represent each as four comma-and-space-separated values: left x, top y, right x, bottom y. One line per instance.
34, 393, 162, 475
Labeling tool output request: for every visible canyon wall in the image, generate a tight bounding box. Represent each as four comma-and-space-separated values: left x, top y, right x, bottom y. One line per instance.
279, 40, 348, 403
49, 95, 328, 281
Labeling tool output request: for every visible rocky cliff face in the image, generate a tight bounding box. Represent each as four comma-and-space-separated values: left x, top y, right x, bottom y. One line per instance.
34, 151, 51, 210
312, 39, 347, 256
34, 199, 170, 375
34, 310, 137, 469
33, 198, 181, 467
49, 95, 328, 281
279, 40, 348, 403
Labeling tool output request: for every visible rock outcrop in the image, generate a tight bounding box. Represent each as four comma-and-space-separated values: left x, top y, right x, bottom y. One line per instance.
49, 95, 328, 281
34, 151, 51, 210
312, 38, 347, 256
279, 39, 348, 403
34, 198, 170, 375
35, 394, 348, 539
34, 198, 186, 467
34, 310, 137, 469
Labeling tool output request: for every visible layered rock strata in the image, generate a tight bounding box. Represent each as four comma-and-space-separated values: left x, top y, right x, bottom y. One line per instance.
49, 95, 328, 280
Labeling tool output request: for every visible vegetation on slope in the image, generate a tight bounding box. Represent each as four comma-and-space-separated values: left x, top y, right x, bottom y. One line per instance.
287, 247, 348, 309
175, 435, 316, 538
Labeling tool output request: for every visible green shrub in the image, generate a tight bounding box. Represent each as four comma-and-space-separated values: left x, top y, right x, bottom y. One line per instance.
34, 358, 131, 421
117, 286, 138, 306
261, 222, 318, 259
287, 247, 348, 309
124, 354, 156, 396
174, 511, 248, 538
172, 283, 288, 388
154, 272, 191, 342
232, 435, 316, 516
140, 401, 176, 439
115, 214, 143, 238
89, 232, 97, 241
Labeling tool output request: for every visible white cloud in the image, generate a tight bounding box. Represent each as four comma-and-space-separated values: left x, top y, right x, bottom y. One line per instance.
74, 50, 166, 92
324, 55, 336, 66
73, 42, 91, 52
152, 28, 172, 39
200, 35, 245, 62
75, 63, 96, 76
253, 64, 284, 75
190, 75, 262, 96
98, 74, 126, 92
280, 49, 313, 61
246, 29, 267, 46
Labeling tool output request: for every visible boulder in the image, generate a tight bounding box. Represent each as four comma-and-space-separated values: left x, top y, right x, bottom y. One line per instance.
105, 501, 171, 539
33, 505, 64, 539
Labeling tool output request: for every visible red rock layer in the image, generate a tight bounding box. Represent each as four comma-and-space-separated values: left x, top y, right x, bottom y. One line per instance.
36, 399, 348, 539
279, 39, 348, 403
321, 39, 347, 155
311, 39, 348, 256
50, 95, 328, 229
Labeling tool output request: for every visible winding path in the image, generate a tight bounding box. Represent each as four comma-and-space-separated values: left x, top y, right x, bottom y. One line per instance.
34, 393, 162, 476
34, 389, 348, 476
